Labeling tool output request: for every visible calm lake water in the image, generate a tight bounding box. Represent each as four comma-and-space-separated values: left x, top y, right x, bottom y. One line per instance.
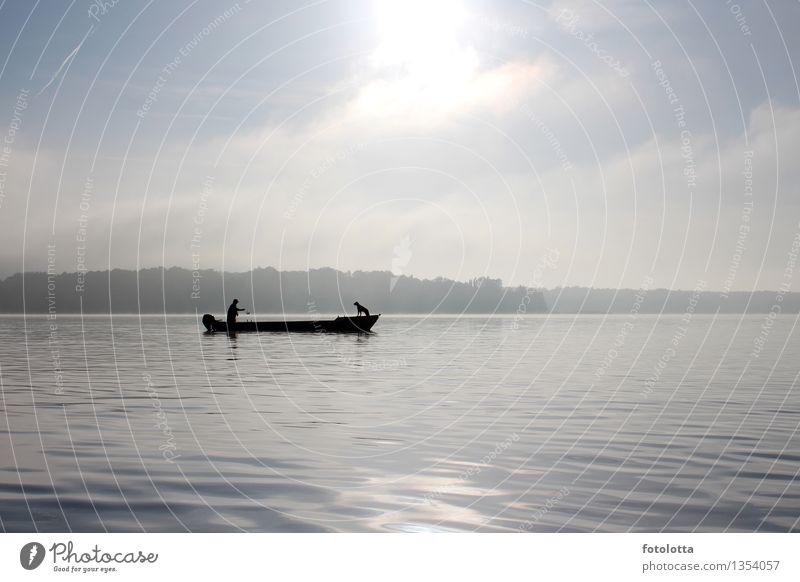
1, 314, 799, 532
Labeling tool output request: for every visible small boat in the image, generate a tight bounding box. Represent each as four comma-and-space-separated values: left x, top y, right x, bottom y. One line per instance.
201, 313, 380, 333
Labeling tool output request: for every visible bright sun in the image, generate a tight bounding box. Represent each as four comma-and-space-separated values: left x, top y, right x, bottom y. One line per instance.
359, 0, 540, 121
372, 0, 475, 79
355, 2, 539, 122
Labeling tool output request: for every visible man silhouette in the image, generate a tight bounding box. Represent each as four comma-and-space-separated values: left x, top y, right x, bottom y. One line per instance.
227, 298, 245, 332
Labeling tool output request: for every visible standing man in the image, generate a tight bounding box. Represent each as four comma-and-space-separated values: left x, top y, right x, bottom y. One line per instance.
227, 298, 245, 332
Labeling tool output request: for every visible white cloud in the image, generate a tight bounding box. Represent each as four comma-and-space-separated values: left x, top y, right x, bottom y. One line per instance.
350, 59, 554, 126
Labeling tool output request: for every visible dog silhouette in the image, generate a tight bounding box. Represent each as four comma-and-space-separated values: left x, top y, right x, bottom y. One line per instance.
354, 301, 370, 317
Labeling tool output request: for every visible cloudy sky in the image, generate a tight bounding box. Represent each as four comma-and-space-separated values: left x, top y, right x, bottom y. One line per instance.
0, 0, 798, 290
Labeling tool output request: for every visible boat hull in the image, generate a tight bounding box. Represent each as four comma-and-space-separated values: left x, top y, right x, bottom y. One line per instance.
202, 314, 379, 333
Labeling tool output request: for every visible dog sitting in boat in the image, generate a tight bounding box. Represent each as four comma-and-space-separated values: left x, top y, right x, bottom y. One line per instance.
202, 313, 216, 332
354, 301, 370, 317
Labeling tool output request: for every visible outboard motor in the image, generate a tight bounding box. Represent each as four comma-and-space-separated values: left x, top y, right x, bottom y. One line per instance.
202, 313, 216, 332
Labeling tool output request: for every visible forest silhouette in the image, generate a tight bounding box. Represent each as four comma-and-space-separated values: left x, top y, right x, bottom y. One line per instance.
2, 267, 798, 314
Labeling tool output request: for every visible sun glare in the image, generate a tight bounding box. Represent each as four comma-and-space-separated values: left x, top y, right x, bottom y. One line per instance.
372, 0, 473, 74
365, 0, 481, 115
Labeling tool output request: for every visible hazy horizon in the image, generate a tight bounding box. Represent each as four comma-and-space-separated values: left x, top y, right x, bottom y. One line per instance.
5, 265, 800, 316
4, 263, 800, 295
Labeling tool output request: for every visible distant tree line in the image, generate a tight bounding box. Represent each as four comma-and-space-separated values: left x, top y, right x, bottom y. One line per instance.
2, 267, 797, 314
542, 286, 800, 314
0, 267, 547, 314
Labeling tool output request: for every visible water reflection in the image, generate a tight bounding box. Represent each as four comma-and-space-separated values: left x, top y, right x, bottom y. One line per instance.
1, 315, 798, 532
